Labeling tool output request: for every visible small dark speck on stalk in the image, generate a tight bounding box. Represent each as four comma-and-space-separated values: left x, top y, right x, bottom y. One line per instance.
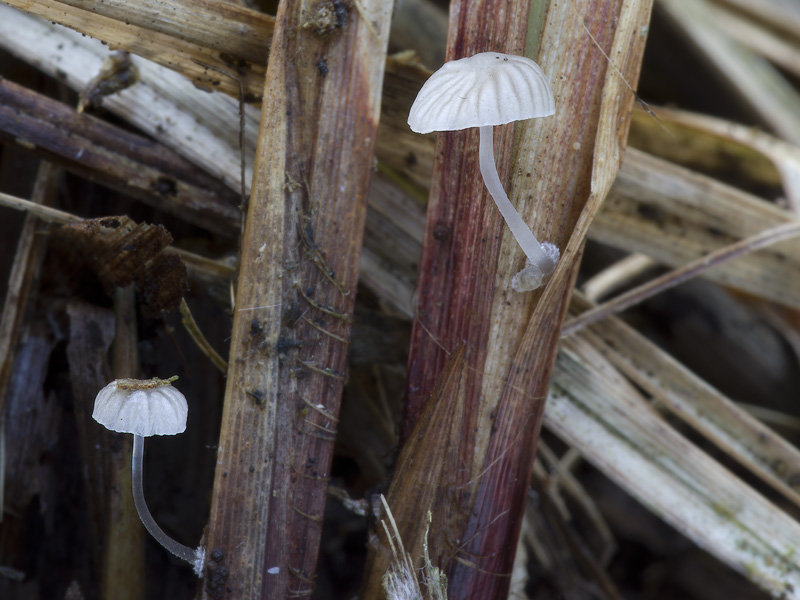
333, 0, 347, 28
317, 59, 329, 77
433, 223, 452, 241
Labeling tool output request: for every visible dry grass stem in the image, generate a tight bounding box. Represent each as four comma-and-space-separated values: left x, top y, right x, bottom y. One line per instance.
546, 332, 800, 598
581, 253, 659, 302
0, 6, 258, 193
660, 0, 800, 145
0, 0, 268, 99
179, 299, 228, 374
386, 1, 653, 598
592, 148, 800, 308
564, 220, 800, 335
566, 293, 800, 512
199, 1, 393, 597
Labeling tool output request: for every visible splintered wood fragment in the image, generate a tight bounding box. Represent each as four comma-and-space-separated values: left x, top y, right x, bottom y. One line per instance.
200, 0, 393, 597
362, 347, 468, 599
0, 191, 234, 296
0, 79, 240, 236
0, 165, 60, 417
390, 1, 653, 598
0, 163, 61, 532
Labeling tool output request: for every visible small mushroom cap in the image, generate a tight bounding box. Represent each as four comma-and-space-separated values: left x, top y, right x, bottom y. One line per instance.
408, 52, 555, 134
92, 378, 188, 436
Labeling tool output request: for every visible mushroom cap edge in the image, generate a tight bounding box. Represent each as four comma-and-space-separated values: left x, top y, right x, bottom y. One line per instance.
92, 379, 188, 437
408, 52, 556, 134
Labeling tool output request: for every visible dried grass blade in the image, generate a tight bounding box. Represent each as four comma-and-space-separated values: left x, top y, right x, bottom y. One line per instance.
591, 148, 800, 308
568, 293, 800, 511
659, 0, 800, 145
632, 105, 800, 213
546, 333, 800, 599
715, 0, 800, 41
564, 219, 800, 334
709, 1, 800, 81
0, 78, 240, 235
0, 5, 258, 194
57, 0, 270, 64
0, 0, 267, 99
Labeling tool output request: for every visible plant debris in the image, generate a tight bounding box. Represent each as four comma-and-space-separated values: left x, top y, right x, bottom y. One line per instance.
57, 216, 187, 315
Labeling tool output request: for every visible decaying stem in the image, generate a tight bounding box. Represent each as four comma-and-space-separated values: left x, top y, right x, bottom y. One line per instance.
363, 1, 654, 598
199, 1, 392, 598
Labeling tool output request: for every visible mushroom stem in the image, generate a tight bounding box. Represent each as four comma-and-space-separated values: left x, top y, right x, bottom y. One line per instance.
478, 125, 556, 274
132, 434, 204, 574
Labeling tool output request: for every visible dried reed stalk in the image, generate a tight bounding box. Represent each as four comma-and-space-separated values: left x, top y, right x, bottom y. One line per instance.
199, 1, 392, 598
364, 1, 653, 598
567, 293, 800, 512
103, 287, 144, 600
592, 148, 800, 308
0, 79, 239, 236
547, 330, 800, 598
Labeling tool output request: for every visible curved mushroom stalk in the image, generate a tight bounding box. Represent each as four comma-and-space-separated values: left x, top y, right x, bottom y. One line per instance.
132, 434, 205, 576
479, 125, 559, 290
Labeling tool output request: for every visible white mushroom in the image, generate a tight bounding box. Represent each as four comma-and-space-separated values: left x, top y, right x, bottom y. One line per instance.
93, 377, 205, 576
408, 52, 559, 291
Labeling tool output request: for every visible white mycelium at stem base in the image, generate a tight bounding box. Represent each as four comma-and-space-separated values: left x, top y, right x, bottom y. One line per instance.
92, 378, 205, 576
407, 52, 559, 291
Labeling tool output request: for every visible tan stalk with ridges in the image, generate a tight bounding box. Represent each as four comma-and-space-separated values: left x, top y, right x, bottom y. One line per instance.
199, 1, 392, 598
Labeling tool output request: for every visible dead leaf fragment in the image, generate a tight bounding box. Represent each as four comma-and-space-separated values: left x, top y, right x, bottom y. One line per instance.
58, 216, 187, 314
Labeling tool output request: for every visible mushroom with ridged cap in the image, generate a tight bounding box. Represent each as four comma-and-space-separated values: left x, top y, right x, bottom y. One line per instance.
93, 377, 205, 576
408, 52, 559, 291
